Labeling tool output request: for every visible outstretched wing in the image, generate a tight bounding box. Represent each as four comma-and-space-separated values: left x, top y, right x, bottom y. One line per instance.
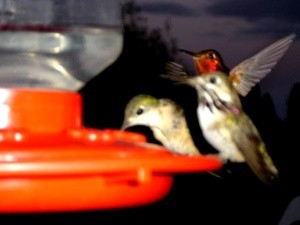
161, 61, 194, 83
230, 33, 296, 96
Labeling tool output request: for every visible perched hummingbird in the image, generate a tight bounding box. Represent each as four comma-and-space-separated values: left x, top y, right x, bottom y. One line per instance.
167, 33, 296, 96
170, 71, 279, 185
121, 94, 201, 156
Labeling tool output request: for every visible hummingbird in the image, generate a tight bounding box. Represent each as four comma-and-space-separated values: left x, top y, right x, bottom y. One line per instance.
166, 33, 296, 97
121, 94, 201, 156
169, 70, 279, 185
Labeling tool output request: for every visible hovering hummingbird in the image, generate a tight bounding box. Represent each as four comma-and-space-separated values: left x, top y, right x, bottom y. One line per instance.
168, 71, 279, 185
121, 94, 201, 156
166, 33, 296, 97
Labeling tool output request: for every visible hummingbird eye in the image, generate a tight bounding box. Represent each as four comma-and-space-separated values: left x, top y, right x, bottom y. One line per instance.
209, 76, 217, 84
136, 107, 144, 115
208, 52, 215, 60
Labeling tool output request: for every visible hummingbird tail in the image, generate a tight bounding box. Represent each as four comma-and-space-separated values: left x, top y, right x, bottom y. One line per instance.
245, 149, 279, 185
232, 122, 279, 185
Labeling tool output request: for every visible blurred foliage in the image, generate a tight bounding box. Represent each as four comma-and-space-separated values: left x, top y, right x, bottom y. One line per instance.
120, 0, 177, 78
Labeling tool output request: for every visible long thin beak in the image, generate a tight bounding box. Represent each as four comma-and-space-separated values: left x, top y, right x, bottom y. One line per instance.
121, 122, 129, 130
179, 49, 197, 57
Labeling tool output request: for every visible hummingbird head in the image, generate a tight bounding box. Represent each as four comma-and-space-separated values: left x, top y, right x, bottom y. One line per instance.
121, 94, 162, 130
187, 72, 242, 114
179, 49, 229, 74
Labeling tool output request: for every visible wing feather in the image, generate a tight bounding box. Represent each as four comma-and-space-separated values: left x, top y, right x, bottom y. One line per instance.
230, 33, 296, 96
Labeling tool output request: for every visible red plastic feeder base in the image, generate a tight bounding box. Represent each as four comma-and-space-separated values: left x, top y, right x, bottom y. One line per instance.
0, 89, 222, 213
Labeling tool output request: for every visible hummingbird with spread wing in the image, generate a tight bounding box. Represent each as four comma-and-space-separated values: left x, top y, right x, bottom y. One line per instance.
166, 33, 296, 96
166, 70, 279, 185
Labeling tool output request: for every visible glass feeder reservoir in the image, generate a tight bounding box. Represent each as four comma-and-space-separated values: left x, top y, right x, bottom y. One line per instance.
0, 0, 222, 213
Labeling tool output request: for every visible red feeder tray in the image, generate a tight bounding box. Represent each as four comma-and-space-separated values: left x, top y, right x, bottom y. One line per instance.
0, 89, 222, 213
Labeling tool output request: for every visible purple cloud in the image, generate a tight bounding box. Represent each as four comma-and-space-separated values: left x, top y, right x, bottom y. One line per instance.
138, 2, 198, 17
206, 0, 300, 22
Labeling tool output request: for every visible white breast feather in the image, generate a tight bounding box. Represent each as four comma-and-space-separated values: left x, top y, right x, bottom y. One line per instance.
197, 105, 244, 162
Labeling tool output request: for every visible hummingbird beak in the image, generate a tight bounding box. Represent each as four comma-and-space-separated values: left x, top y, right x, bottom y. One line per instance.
179, 49, 197, 57
121, 121, 131, 130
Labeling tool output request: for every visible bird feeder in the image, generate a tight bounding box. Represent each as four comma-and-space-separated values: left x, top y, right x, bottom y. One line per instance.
0, 0, 222, 213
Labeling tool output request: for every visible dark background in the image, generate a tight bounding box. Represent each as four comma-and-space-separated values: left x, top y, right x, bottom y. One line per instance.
1, 1, 300, 224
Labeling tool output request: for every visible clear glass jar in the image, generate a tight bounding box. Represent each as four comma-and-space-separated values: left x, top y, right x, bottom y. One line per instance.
0, 0, 123, 90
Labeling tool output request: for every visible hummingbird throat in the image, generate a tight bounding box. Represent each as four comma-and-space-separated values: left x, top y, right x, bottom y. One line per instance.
196, 60, 218, 73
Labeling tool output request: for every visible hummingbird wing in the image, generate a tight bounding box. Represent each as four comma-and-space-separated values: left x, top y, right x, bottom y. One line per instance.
229, 33, 296, 96
161, 61, 194, 80
230, 113, 279, 185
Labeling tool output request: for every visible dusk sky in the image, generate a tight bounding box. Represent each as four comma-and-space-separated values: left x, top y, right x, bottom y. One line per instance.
132, 0, 300, 119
